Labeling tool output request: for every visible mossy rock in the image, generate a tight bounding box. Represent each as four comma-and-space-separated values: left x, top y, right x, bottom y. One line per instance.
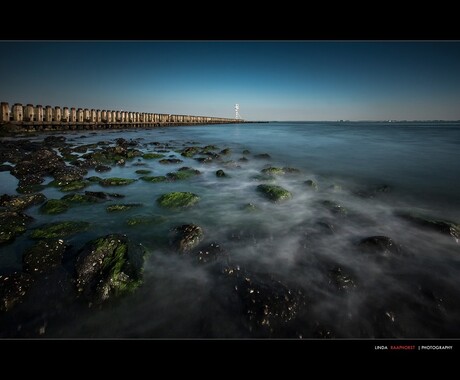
22, 239, 67, 275
61, 193, 104, 204
135, 169, 152, 175
305, 179, 318, 191
157, 192, 200, 209
75, 234, 145, 303
0, 193, 46, 211
106, 203, 143, 212
180, 147, 200, 158
0, 211, 34, 245
59, 180, 89, 192
126, 215, 167, 227
220, 148, 231, 155
216, 169, 227, 178
159, 158, 183, 165
202, 145, 219, 153
16, 184, 46, 195
252, 174, 276, 182
86, 176, 102, 183
242, 203, 259, 212
242, 149, 251, 155
40, 199, 69, 214
283, 167, 301, 174
142, 153, 165, 160
31, 221, 90, 239
140, 175, 168, 183
254, 153, 271, 159
167, 168, 201, 181
261, 167, 285, 175
256, 184, 292, 202
99, 178, 136, 186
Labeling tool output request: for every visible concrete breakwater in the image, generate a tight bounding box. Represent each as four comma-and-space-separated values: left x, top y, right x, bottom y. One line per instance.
0, 102, 242, 132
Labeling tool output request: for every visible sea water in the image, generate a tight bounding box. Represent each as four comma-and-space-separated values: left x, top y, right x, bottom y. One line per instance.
1, 121, 459, 338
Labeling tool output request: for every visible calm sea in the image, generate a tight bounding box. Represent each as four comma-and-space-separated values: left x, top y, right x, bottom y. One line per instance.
1, 121, 459, 338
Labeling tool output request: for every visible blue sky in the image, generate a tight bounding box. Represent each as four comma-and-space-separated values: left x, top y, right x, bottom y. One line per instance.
1, 41, 459, 121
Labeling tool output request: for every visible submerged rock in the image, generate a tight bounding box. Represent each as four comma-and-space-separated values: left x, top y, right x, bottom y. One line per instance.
254, 153, 271, 159
357, 236, 401, 256
167, 168, 201, 181
242, 149, 251, 155
61, 193, 105, 204
305, 179, 318, 191
0, 272, 34, 312
170, 224, 204, 253
256, 184, 292, 202
261, 167, 285, 176
157, 192, 200, 209
52, 166, 87, 185
39, 199, 69, 215
180, 147, 200, 158
397, 212, 460, 243
328, 266, 358, 292
355, 184, 391, 198
95, 165, 111, 173
75, 234, 145, 303
135, 169, 152, 175
126, 215, 167, 227
142, 153, 165, 159
159, 158, 183, 165
220, 148, 231, 155
321, 200, 348, 215
0, 211, 34, 244
84, 191, 125, 200
242, 203, 259, 212
31, 221, 90, 239
106, 203, 143, 212
140, 175, 168, 183
99, 177, 136, 186
22, 239, 67, 275
283, 167, 301, 174
0, 193, 46, 211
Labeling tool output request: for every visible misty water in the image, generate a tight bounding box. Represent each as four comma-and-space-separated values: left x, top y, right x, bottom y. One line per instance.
1, 121, 460, 338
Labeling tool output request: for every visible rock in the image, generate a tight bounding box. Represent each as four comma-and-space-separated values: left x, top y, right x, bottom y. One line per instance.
283, 167, 301, 174
99, 178, 136, 186
17, 173, 45, 187
140, 175, 168, 183
180, 147, 200, 157
0, 272, 34, 312
44, 136, 66, 146
16, 184, 46, 195
261, 167, 285, 175
142, 153, 164, 159
86, 176, 102, 183
170, 224, 204, 253
167, 168, 201, 181
159, 158, 183, 164
321, 200, 347, 215
238, 157, 249, 163
328, 266, 357, 292
397, 212, 460, 243
58, 180, 89, 192
355, 184, 391, 198
201, 145, 218, 153
220, 148, 231, 155
252, 174, 276, 182
61, 193, 106, 204
230, 271, 306, 333
254, 153, 271, 159
216, 169, 227, 177
31, 221, 90, 239
157, 192, 200, 209
106, 203, 143, 212
95, 165, 111, 173
191, 242, 227, 263
22, 239, 67, 275
357, 236, 401, 256
0, 193, 46, 211
84, 191, 124, 200
75, 234, 145, 303
39, 199, 69, 215
328, 184, 342, 192
135, 169, 152, 175
0, 211, 34, 244
305, 179, 318, 191
52, 166, 87, 185
0, 164, 13, 172
242, 203, 259, 212
256, 184, 292, 202
242, 149, 251, 155
195, 157, 213, 164
126, 215, 167, 227
11, 148, 64, 179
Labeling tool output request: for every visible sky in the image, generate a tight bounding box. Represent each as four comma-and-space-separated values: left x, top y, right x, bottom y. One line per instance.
0, 41, 460, 121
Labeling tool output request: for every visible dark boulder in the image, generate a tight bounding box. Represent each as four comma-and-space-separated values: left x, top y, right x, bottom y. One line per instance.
0, 272, 34, 312
22, 239, 67, 275
0, 211, 34, 244
170, 224, 204, 253
357, 236, 401, 256
0, 193, 46, 211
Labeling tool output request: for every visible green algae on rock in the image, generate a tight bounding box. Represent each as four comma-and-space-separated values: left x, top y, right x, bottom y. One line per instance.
261, 167, 285, 176
305, 179, 318, 191
75, 234, 145, 303
157, 192, 200, 209
31, 221, 90, 239
126, 215, 167, 226
106, 203, 143, 212
170, 224, 204, 253
167, 168, 201, 181
0, 211, 34, 245
256, 184, 292, 202
140, 175, 168, 183
99, 178, 136, 186
142, 153, 165, 159
135, 169, 152, 175
0, 193, 46, 211
39, 199, 69, 215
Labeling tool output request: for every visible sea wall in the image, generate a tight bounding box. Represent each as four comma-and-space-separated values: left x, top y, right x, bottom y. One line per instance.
0, 102, 242, 132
